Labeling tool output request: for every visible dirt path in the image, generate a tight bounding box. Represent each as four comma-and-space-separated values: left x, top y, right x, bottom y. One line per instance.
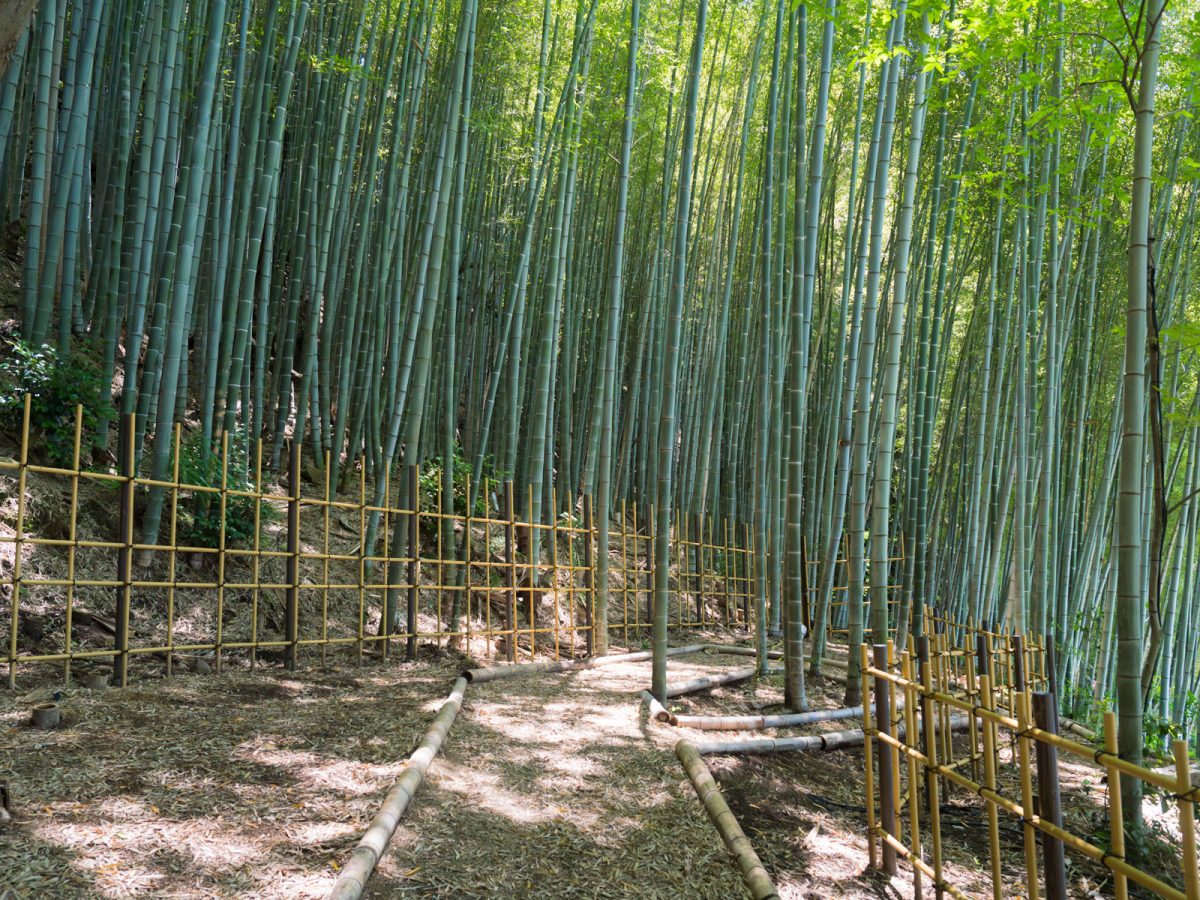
365, 651, 755, 899
0, 643, 915, 899
361, 648, 908, 899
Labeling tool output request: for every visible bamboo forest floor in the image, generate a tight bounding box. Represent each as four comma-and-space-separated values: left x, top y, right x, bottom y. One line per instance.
0, 635, 1187, 899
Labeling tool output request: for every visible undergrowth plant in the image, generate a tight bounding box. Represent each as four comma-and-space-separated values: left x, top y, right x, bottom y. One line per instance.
0, 334, 110, 466
173, 431, 277, 549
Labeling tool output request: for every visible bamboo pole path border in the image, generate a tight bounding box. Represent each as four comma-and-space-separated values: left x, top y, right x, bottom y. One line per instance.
329, 643, 787, 899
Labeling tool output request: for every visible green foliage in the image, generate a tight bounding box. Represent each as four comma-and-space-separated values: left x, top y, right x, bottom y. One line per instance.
174, 431, 276, 549
419, 447, 506, 517
0, 334, 111, 467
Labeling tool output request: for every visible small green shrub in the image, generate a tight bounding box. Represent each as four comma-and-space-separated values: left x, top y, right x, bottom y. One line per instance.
174, 431, 277, 549
418, 447, 505, 517
0, 334, 111, 466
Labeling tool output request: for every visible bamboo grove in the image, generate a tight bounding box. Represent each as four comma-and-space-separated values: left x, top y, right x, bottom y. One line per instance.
2, 0, 1200, 828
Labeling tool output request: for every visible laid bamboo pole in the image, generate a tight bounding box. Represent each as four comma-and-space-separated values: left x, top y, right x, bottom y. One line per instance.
653, 703, 870, 730
328, 676, 468, 900
463, 644, 706, 683
641, 691, 673, 723
704, 644, 783, 660
691, 716, 970, 756
664, 665, 757, 698
675, 739, 780, 900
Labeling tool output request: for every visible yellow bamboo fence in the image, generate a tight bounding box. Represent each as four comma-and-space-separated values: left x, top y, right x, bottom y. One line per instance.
859, 633, 1200, 900
1, 398, 768, 687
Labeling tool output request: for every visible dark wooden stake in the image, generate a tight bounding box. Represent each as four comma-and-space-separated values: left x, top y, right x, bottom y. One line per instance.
873, 643, 898, 877
1033, 691, 1068, 900
975, 632, 990, 686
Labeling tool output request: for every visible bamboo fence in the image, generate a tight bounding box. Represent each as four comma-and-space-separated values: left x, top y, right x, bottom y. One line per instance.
860, 634, 1200, 900
1, 398, 766, 686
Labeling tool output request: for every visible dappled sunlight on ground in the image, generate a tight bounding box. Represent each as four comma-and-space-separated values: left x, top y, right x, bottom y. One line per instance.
2, 637, 1082, 899
0, 656, 460, 897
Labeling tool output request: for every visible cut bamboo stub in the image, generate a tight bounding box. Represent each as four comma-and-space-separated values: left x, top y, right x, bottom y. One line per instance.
692, 715, 970, 756
463, 644, 707, 683
31, 702, 60, 729
676, 739, 780, 900
328, 676, 467, 900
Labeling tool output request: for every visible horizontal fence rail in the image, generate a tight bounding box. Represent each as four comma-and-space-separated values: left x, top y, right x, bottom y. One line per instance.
2, 398, 911, 687
1, 400, 771, 686
860, 632, 1200, 900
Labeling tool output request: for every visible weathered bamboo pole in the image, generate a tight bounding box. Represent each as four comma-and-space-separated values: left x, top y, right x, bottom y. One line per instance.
664, 666, 758, 698
675, 739, 780, 900
705, 644, 782, 660
328, 676, 468, 900
692, 715, 970, 756
463, 644, 706, 683
653, 702, 871, 730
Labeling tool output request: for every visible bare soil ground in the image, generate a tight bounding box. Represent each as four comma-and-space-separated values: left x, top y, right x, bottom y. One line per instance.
2, 639, 1188, 899
0, 639, 878, 899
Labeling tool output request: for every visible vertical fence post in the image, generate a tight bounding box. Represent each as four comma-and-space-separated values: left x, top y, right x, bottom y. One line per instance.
980, 675, 1003, 900
873, 643, 898, 877
1173, 738, 1199, 900
800, 536, 811, 635
861, 644, 878, 870
115, 412, 135, 687
722, 519, 732, 627
1013, 634, 1041, 900
645, 503, 654, 629
900, 650, 924, 897
743, 522, 752, 631
1045, 639, 1059, 699
285, 441, 301, 672
1102, 711, 1129, 900
628, 501, 638, 643
693, 513, 703, 624
462, 473, 473, 651
504, 481, 516, 663
406, 464, 420, 661
1032, 691, 1067, 900
917, 635, 945, 900
214, 432, 230, 674
975, 632, 990, 686
7, 397, 31, 689
1013, 633, 1026, 695
583, 494, 595, 657
620, 500, 630, 642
